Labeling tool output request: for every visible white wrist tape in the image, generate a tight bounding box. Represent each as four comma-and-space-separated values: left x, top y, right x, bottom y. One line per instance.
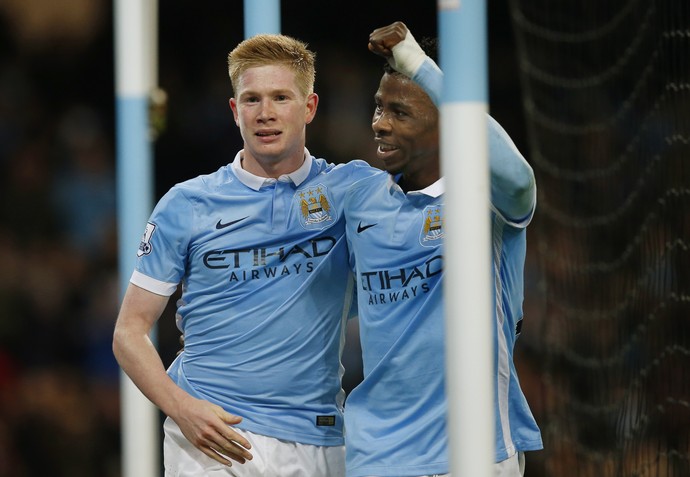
388, 30, 426, 78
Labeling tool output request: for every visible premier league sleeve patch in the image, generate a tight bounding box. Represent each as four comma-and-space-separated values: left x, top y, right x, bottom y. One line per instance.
420, 204, 443, 247
137, 222, 156, 257
294, 183, 338, 230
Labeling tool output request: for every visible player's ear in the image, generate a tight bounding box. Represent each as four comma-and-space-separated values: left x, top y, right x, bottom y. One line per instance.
305, 93, 318, 125
229, 98, 240, 125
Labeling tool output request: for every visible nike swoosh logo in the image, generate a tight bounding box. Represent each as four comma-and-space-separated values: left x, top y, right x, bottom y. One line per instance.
216, 216, 249, 230
357, 222, 377, 233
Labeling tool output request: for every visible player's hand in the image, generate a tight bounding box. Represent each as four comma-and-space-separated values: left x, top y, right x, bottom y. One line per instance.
368, 21, 409, 58
173, 396, 253, 466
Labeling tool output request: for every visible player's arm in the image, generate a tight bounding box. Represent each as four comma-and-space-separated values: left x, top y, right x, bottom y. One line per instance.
370, 21, 535, 221
113, 283, 253, 466
487, 116, 536, 221
368, 21, 442, 106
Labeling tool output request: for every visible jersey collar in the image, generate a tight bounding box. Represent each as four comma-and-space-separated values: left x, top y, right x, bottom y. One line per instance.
231, 148, 313, 190
390, 174, 445, 198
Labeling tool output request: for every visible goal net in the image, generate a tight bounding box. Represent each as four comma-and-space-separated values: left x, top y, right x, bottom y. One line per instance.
508, 1, 690, 475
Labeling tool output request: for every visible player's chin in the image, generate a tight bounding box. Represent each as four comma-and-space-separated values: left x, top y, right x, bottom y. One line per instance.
377, 147, 402, 165
381, 157, 404, 176
250, 140, 285, 157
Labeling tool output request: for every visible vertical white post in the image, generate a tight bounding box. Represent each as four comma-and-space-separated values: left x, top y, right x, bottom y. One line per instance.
439, 0, 494, 476
244, 0, 281, 37
114, 0, 159, 475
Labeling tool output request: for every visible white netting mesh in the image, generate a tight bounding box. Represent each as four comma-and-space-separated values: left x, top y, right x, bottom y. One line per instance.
508, 1, 690, 475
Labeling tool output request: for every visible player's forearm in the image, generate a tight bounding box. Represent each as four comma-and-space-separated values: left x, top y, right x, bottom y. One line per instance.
113, 319, 191, 418
113, 283, 191, 419
412, 59, 442, 107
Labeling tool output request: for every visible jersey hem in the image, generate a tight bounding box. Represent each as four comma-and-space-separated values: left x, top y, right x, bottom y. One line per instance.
347, 461, 448, 477
235, 421, 344, 448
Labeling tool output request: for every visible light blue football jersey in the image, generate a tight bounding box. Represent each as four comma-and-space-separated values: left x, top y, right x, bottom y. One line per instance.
342, 57, 542, 476
344, 175, 448, 476
131, 150, 378, 446
343, 174, 542, 476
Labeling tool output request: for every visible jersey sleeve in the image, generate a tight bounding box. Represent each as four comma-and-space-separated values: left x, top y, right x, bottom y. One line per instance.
487, 115, 536, 227
339, 159, 383, 180
131, 185, 195, 295
412, 58, 443, 107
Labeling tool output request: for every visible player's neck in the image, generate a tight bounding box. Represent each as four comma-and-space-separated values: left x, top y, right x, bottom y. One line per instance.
399, 171, 440, 193
240, 150, 305, 179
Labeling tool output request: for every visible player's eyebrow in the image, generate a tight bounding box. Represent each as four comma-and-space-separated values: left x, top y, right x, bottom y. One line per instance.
239, 88, 295, 99
375, 96, 413, 113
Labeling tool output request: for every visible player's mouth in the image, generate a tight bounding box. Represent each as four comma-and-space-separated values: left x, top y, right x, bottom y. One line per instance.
256, 129, 281, 139
376, 140, 399, 157
254, 130, 282, 144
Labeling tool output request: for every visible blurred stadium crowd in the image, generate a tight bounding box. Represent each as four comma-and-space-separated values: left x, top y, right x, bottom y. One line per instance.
0, 1, 123, 475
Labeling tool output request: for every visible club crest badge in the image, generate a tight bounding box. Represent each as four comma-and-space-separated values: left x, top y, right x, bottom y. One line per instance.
137, 222, 156, 257
295, 183, 336, 230
420, 205, 443, 247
